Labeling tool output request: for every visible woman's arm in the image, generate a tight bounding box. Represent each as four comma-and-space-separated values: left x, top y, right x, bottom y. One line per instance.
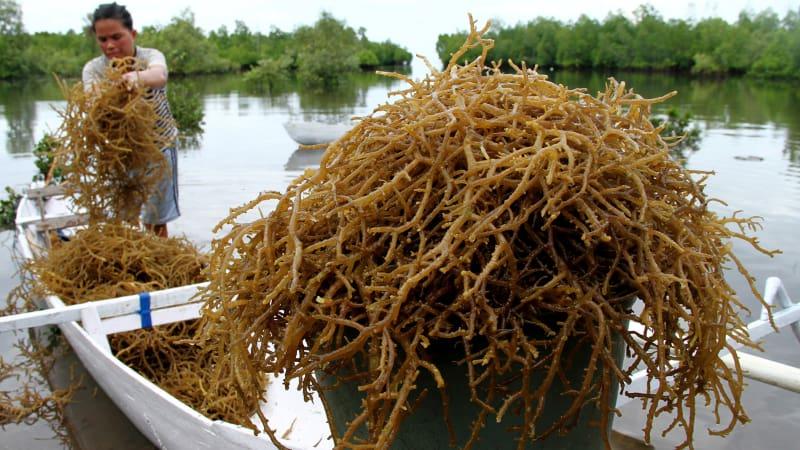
122, 64, 167, 89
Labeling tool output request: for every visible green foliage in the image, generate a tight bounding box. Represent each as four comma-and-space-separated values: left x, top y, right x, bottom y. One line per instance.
0, 186, 21, 229
293, 12, 361, 86
434, 6, 800, 78
167, 82, 204, 137
750, 28, 800, 78
357, 49, 380, 67
631, 6, 678, 69
208, 21, 264, 69
259, 28, 295, 62
360, 40, 412, 66
593, 13, 635, 68
529, 19, 561, 67
137, 10, 231, 75
244, 55, 292, 88
0, 7, 411, 82
8, 4, 800, 81
556, 16, 599, 69
44, 326, 63, 351
0, 0, 31, 78
691, 53, 724, 75
691, 17, 729, 66
32, 133, 62, 182
712, 26, 755, 72
25, 30, 95, 77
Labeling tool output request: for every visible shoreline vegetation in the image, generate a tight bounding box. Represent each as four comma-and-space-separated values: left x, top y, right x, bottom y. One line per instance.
1, 3, 798, 84
437, 5, 800, 79
0, 4, 412, 86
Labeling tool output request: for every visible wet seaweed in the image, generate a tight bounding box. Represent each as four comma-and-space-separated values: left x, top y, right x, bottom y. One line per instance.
53, 58, 169, 224
200, 17, 777, 450
25, 223, 262, 425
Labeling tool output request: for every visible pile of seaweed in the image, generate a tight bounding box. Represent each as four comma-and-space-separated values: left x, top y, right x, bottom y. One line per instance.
31, 223, 205, 304
3, 60, 263, 428
199, 18, 776, 449
28, 223, 259, 422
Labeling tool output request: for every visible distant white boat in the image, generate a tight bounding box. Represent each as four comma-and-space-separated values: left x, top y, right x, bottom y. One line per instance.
283, 121, 351, 146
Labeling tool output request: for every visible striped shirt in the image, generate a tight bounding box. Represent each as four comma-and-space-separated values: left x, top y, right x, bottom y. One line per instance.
82, 46, 179, 144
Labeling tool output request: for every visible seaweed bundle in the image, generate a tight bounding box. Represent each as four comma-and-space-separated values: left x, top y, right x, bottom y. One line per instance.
53, 57, 170, 224
199, 18, 776, 449
30, 223, 205, 305
25, 223, 262, 424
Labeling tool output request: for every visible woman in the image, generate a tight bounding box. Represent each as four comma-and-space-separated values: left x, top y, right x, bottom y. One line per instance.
82, 2, 180, 238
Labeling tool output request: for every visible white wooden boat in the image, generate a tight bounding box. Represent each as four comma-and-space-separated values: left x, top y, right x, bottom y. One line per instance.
5, 183, 332, 450
283, 121, 351, 146
3, 182, 800, 448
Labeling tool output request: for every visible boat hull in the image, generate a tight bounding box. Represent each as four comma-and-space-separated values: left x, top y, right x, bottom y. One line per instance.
283, 122, 351, 146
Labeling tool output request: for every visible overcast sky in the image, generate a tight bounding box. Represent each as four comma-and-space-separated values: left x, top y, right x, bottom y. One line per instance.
18, 1, 799, 68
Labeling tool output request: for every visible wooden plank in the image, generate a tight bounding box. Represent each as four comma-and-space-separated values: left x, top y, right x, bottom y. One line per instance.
0, 283, 208, 332
81, 304, 112, 353
101, 302, 203, 335
16, 188, 86, 231
15, 211, 88, 228
33, 213, 89, 231
26, 184, 67, 199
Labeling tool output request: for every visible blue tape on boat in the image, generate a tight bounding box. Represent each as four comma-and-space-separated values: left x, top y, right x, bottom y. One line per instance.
139, 292, 152, 329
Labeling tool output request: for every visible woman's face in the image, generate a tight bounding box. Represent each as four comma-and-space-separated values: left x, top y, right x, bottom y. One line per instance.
93, 19, 137, 59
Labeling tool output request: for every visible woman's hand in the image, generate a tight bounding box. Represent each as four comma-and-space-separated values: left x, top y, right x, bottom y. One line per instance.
121, 71, 139, 91
120, 65, 167, 90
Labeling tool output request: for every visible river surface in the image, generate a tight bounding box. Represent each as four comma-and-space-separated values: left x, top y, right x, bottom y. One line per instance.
1, 68, 799, 449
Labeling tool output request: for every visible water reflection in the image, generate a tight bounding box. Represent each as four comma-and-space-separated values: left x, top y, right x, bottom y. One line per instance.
552, 72, 800, 153
170, 66, 410, 125
285, 148, 325, 171
1, 86, 36, 155
295, 69, 406, 123
785, 129, 800, 165
0, 78, 66, 155
175, 134, 203, 151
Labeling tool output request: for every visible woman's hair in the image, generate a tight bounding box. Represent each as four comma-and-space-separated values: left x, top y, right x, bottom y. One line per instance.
91, 3, 133, 32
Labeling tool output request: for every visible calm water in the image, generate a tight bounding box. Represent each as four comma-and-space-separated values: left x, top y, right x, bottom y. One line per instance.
1, 69, 799, 449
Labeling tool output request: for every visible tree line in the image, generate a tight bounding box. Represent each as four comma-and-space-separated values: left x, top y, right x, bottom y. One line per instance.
0, 1, 412, 85
4, 2, 800, 83
437, 5, 800, 78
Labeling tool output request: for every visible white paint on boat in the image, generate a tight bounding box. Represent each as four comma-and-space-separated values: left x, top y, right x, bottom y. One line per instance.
0, 283, 208, 333
13, 188, 332, 450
